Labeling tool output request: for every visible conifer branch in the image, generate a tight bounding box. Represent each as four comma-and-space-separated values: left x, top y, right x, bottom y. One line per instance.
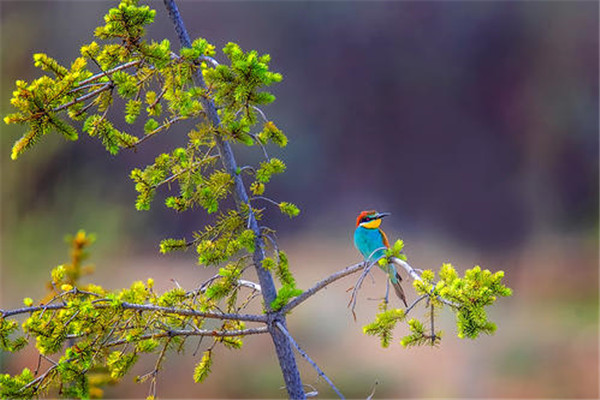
131, 115, 187, 148
1, 301, 267, 323
162, 2, 306, 396
390, 257, 460, 309
106, 326, 268, 347
76, 60, 141, 87
152, 156, 218, 188
52, 83, 112, 113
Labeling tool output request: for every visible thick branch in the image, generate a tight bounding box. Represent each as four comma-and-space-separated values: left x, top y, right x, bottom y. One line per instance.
161, 1, 304, 397
275, 322, 345, 399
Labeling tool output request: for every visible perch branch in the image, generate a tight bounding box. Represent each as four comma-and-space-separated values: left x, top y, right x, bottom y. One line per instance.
282, 261, 367, 313
390, 257, 460, 309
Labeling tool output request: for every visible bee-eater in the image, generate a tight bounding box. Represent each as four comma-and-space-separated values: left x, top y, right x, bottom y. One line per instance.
354, 210, 408, 307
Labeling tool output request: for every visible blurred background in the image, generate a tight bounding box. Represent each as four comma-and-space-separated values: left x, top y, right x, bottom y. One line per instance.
1, 0, 598, 398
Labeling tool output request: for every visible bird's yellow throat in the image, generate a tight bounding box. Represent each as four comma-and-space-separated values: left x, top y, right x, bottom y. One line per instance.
361, 219, 382, 229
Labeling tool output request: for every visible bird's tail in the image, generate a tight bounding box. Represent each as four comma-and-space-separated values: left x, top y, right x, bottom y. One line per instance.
392, 271, 408, 307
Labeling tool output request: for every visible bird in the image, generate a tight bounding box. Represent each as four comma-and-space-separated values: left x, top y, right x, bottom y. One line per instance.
353, 210, 408, 307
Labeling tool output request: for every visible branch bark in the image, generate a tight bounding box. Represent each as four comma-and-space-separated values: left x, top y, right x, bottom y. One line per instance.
282, 261, 366, 313
1, 301, 267, 323
390, 257, 460, 309
106, 326, 268, 347
275, 322, 345, 399
161, 1, 305, 397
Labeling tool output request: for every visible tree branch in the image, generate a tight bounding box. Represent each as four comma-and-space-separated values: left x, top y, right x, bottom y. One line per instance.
390, 257, 460, 309
275, 322, 345, 400
76, 60, 141, 87
106, 326, 268, 347
405, 294, 428, 315
1, 301, 267, 323
161, 1, 305, 397
52, 83, 112, 113
348, 259, 380, 319
390, 257, 423, 282
282, 262, 367, 313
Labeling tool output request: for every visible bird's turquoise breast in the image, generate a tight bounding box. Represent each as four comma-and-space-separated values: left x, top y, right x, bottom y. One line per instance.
354, 226, 386, 261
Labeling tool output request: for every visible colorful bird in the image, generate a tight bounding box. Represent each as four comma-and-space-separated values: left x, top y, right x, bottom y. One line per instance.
353, 210, 408, 307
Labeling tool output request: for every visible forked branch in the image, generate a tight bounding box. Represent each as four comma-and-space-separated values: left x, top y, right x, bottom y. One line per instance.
275, 322, 345, 399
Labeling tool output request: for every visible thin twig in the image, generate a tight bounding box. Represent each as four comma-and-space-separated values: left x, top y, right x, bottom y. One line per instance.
405, 294, 428, 315
275, 322, 345, 400
250, 196, 280, 207
348, 260, 379, 320
76, 60, 141, 87
130, 115, 187, 148
199, 55, 219, 68
366, 380, 378, 400
252, 105, 268, 123
247, 132, 270, 160
52, 83, 112, 113
89, 56, 116, 86
71, 98, 97, 117
67, 82, 106, 95
237, 280, 262, 292
430, 301, 435, 345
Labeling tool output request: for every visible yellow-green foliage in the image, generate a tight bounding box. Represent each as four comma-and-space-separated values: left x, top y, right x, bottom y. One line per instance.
0, 368, 36, 399
364, 261, 511, 348
258, 121, 287, 147
193, 351, 212, 383
384, 239, 407, 261
193, 210, 260, 266
0, 230, 268, 398
269, 251, 302, 311
399, 318, 442, 348
255, 158, 286, 183
5, 0, 297, 266
279, 202, 300, 218
435, 264, 512, 339
2, 0, 513, 396
363, 303, 406, 348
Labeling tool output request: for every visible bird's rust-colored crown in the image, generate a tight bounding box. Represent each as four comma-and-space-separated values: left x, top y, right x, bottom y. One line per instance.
356, 210, 377, 227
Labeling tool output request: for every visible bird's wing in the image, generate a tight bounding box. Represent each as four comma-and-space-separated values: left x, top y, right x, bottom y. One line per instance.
378, 228, 390, 248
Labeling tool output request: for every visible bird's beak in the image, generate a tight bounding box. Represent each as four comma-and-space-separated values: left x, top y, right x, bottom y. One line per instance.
376, 212, 391, 219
